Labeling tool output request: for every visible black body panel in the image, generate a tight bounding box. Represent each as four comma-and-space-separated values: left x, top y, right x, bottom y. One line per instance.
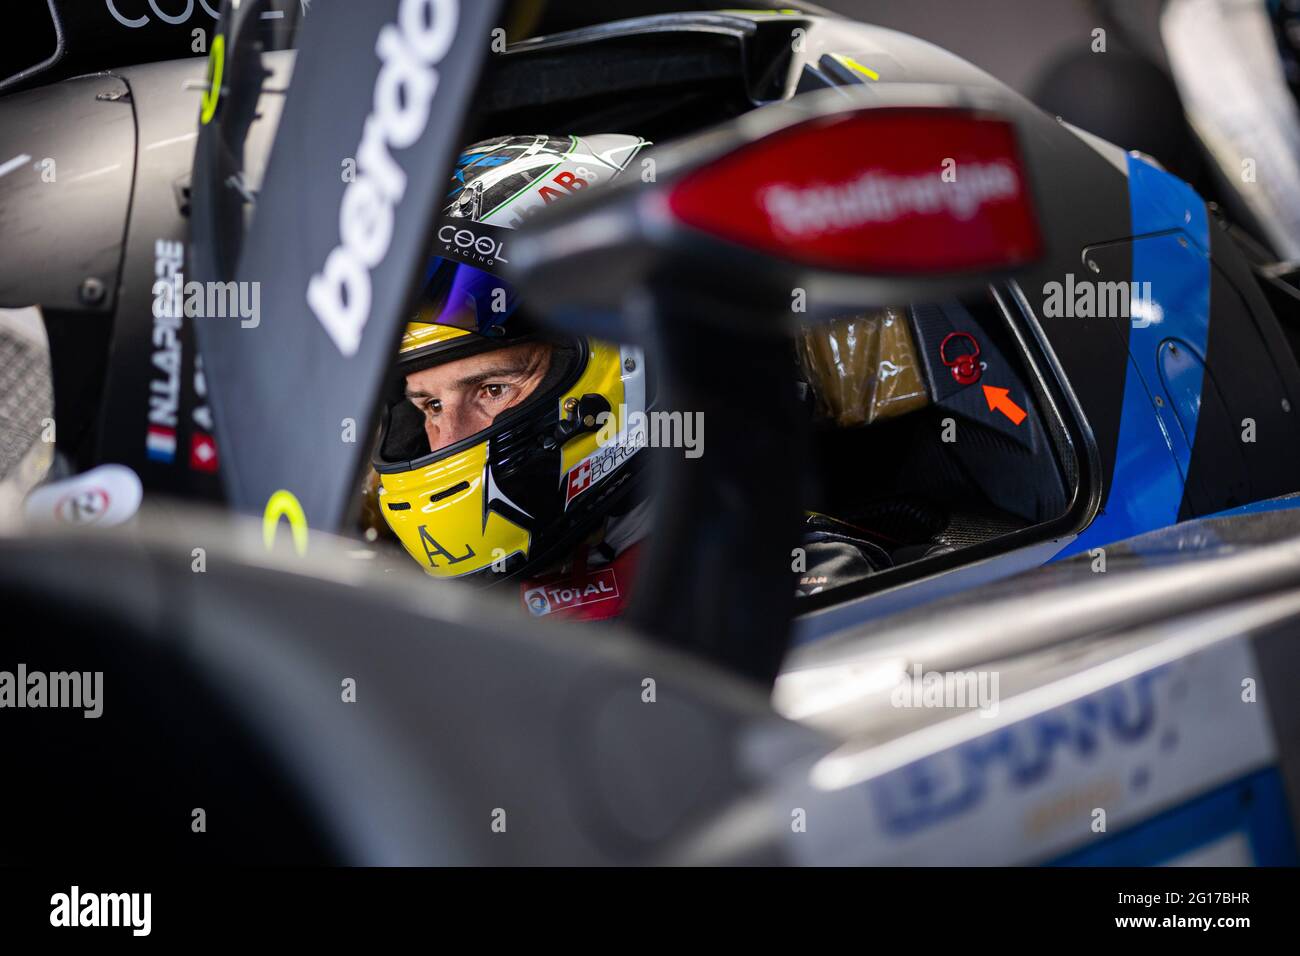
0, 73, 135, 314
1177, 223, 1300, 519
191, 0, 502, 531
93, 58, 223, 501
0, 511, 818, 863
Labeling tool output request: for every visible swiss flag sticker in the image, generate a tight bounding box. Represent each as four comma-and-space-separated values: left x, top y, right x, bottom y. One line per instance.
566, 460, 592, 505
190, 432, 220, 473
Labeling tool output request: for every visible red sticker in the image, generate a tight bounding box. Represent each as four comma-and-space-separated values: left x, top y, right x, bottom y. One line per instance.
189, 432, 220, 473
566, 460, 593, 505
522, 567, 620, 617
668, 109, 1043, 274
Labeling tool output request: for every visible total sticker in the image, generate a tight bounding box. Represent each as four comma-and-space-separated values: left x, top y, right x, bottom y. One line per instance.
523, 568, 620, 616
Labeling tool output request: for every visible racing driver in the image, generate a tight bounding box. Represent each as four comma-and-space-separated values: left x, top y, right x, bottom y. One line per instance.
369, 132, 937, 620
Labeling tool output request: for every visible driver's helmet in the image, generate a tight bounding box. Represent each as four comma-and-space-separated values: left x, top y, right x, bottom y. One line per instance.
373, 134, 652, 581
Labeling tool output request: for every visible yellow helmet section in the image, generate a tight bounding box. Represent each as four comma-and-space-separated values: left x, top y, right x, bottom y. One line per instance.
400, 321, 473, 355
377, 337, 642, 579
557, 339, 630, 475
379, 439, 531, 578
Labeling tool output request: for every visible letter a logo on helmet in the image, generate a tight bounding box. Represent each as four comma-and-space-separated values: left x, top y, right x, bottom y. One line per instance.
373, 133, 653, 583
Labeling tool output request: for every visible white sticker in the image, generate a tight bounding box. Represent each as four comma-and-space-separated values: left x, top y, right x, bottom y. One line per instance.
25, 465, 143, 528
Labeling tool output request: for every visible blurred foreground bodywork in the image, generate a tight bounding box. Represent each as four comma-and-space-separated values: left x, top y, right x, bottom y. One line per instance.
2, 503, 1300, 864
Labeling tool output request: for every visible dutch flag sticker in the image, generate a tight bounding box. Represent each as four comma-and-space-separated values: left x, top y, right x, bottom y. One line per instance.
146, 427, 177, 463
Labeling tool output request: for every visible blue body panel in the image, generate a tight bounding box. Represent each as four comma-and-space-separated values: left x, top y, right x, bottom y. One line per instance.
1047, 767, 1299, 866
1058, 155, 1211, 558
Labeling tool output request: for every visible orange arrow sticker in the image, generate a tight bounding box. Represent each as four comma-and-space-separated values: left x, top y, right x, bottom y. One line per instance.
982, 385, 1027, 425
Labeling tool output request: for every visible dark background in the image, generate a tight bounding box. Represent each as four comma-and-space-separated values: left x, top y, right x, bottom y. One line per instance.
0, 1, 1174, 115
821, 0, 1167, 97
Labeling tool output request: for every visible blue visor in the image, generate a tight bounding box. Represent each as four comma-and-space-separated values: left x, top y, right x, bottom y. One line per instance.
418, 259, 522, 337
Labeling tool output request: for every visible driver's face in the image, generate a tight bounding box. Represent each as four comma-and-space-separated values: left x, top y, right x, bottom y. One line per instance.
405, 342, 553, 452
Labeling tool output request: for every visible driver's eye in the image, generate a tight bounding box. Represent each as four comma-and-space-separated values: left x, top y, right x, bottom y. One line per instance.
484, 384, 506, 399
424, 399, 442, 415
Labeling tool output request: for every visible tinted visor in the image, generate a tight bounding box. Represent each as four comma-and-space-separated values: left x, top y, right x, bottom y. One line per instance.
416, 258, 523, 339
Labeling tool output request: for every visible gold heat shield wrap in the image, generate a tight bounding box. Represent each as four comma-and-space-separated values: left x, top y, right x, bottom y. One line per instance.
797, 307, 931, 427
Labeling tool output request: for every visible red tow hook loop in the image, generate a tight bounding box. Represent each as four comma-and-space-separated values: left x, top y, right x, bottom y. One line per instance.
940, 332, 982, 386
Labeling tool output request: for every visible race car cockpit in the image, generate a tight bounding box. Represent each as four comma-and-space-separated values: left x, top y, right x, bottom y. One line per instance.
794, 291, 1076, 603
